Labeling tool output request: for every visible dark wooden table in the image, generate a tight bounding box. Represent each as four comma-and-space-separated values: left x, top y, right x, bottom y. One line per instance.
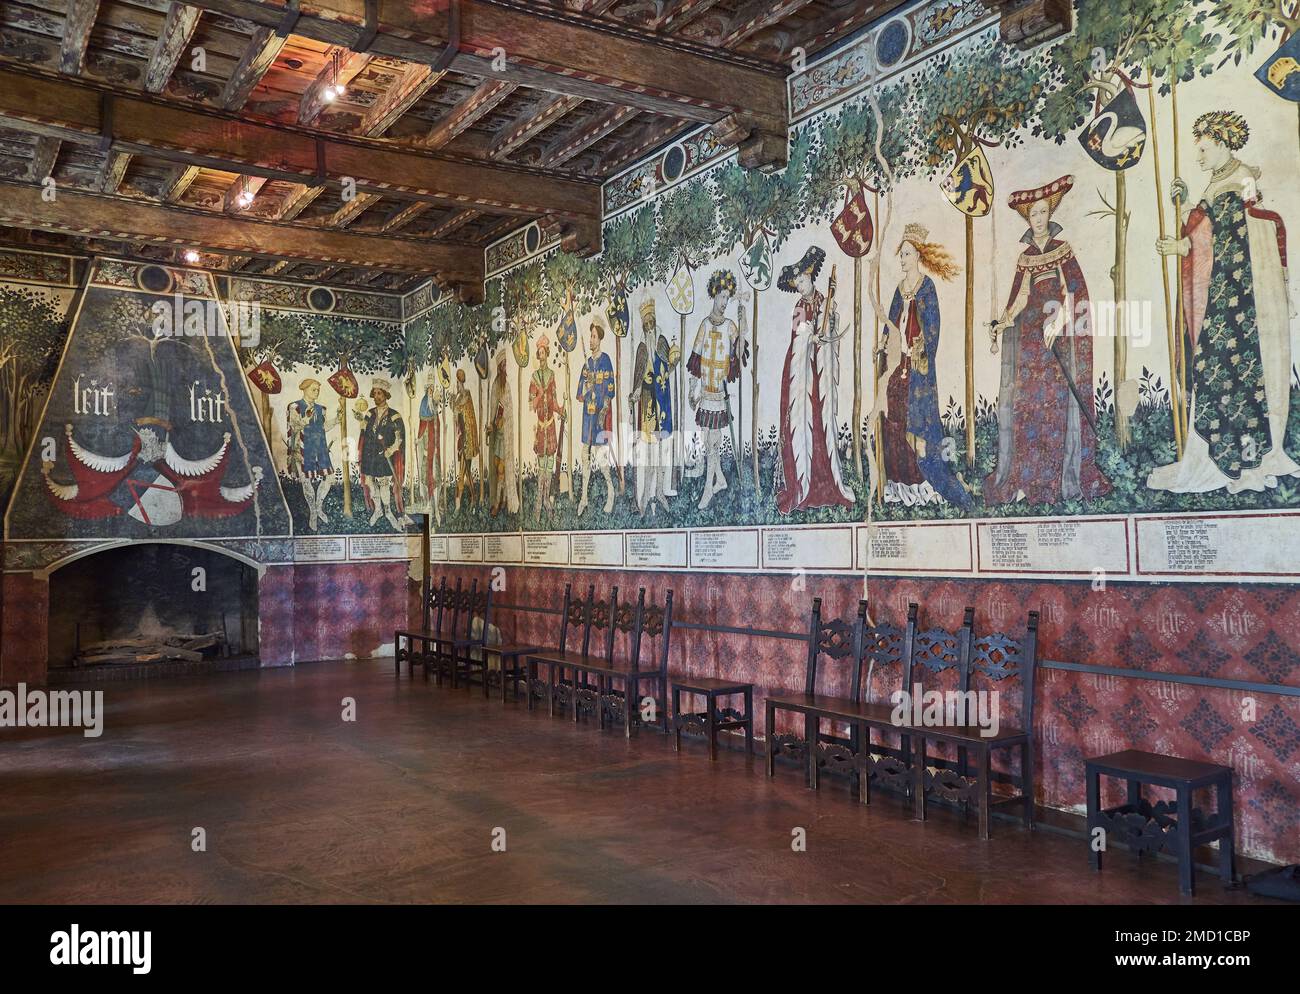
672, 677, 754, 761
1086, 749, 1234, 896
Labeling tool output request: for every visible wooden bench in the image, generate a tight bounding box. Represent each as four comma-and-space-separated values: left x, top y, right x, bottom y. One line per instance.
573, 588, 673, 737
525, 583, 596, 717
443, 583, 543, 700
672, 678, 754, 760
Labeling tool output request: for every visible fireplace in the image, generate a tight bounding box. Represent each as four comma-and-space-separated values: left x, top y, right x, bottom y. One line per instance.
47, 543, 259, 674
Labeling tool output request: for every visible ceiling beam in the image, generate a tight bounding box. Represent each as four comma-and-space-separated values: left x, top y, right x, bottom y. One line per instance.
298, 49, 373, 126
360, 65, 444, 136
0, 67, 602, 224
60, 0, 101, 76
98, 150, 132, 194
221, 25, 289, 111
539, 104, 639, 167
29, 137, 61, 183
0, 178, 484, 280
169, 1, 789, 164
655, 0, 724, 32
419, 79, 517, 151
424, 208, 481, 240
719, 0, 816, 48
144, 4, 202, 94
380, 200, 433, 232
161, 164, 201, 202
490, 94, 583, 160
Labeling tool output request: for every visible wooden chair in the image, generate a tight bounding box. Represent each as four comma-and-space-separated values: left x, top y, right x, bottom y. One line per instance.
394, 575, 449, 678
425, 577, 472, 685
907, 609, 1040, 839
765, 598, 874, 788
578, 588, 674, 737
526, 583, 597, 716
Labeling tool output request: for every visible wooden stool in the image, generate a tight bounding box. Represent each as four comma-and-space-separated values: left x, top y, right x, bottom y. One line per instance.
1086, 749, 1235, 896
672, 678, 754, 761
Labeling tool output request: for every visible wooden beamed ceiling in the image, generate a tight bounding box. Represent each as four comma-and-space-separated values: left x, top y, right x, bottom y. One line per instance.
0, 0, 909, 294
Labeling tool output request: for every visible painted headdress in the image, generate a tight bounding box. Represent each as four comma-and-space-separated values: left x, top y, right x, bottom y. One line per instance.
1193, 111, 1249, 151
1007, 175, 1074, 221
777, 246, 826, 293
707, 268, 738, 299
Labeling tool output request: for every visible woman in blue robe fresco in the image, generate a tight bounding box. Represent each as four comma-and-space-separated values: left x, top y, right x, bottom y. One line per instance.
876, 223, 971, 508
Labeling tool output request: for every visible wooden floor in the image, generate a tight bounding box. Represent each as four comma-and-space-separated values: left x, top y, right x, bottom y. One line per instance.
0, 659, 1273, 904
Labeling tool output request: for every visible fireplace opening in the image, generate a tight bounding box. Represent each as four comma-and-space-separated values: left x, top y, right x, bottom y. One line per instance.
48, 543, 259, 672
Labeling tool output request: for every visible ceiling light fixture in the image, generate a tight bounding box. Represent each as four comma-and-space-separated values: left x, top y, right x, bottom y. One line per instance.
183, 249, 200, 263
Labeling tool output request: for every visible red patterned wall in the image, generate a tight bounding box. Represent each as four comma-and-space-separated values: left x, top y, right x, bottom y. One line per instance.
417, 564, 1300, 866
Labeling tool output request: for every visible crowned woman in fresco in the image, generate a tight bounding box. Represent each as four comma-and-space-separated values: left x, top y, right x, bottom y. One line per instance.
774, 247, 854, 515
1149, 111, 1299, 495
985, 176, 1111, 506
875, 225, 970, 508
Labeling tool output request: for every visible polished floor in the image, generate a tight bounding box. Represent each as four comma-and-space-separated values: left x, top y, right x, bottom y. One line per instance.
0, 659, 1273, 904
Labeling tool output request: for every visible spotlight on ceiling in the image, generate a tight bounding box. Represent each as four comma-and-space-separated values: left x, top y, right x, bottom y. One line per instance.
183, 249, 201, 264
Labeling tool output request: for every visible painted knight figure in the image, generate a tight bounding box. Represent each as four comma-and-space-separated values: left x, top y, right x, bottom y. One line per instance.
357, 378, 407, 530
528, 334, 565, 517
774, 247, 855, 515
1149, 110, 1299, 495
875, 225, 971, 508
985, 176, 1112, 506
630, 294, 680, 516
687, 270, 744, 510
452, 367, 478, 511
286, 377, 339, 531
487, 352, 520, 516
576, 319, 617, 516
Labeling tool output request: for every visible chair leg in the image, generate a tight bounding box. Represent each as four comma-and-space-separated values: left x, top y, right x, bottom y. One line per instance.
1218, 775, 1235, 886
1176, 786, 1195, 896
624, 679, 634, 739
546, 665, 555, 718
743, 688, 754, 756
805, 713, 817, 790
859, 723, 871, 807
1087, 768, 1103, 872
1021, 739, 1035, 829
977, 745, 992, 841
912, 737, 927, 822
708, 693, 718, 762
765, 700, 775, 778
673, 687, 681, 752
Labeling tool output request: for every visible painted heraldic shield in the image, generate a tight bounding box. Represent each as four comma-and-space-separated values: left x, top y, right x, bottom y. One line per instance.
831, 187, 874, 258
739, 230, 773, 290
1079, 85, 1147, 170
667, 259, 695, 315
1257, 31, 1300, 101
940, 145, 994, 218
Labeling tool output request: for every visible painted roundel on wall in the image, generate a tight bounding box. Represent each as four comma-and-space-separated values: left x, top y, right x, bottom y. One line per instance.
875, 17, 911, 68
136, 264, 173, 295
307, 286, 336, 313
661, 144, 687, 184
524, 222, 541, 254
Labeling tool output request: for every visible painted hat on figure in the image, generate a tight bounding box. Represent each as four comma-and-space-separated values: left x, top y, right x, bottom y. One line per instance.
639, 294, 657, 323
777, 246, 826, 293
1008, 175, 1074, 220
370, 378, 393, 399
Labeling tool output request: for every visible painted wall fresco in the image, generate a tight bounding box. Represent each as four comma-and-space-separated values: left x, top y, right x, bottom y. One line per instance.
419, 0, 1300, 577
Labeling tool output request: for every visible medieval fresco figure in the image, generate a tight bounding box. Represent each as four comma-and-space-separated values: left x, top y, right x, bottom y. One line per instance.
487, 353, 520, 516
286, 377, 339, 531
576, 319, 616, 516
416, 374, 443, 524
630, 295, 680, 516
452, 367, 479, 511
529, 335, 565, 517
687, 270, 743, 510
774, 247, 854, 515
1149, 111, 1299, 494
357, 379, 406, 530
875, 225, 971, 508
985, 176, 1112, 506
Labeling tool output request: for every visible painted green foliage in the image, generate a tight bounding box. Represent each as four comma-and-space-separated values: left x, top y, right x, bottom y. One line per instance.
0, 286, 66, 466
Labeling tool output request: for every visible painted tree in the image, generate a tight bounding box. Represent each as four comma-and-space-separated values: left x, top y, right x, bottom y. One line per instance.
238, 310, 312, 442
714, 126, 812, 496
650, 175, 719, 484
307, 315, 391, 518
804, 86, 909, 495
1212, 0, 1300, 155
541, 248, 601, 497
0, 286, 66, 485
904, 33, 1048, 467
386, 314, 430, 504
1035, 0, 1219, 451
598, 203, 657, 484
501, 258, 544, 498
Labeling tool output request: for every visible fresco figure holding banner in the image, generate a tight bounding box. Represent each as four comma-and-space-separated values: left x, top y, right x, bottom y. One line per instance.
876, 225, 971, 508
985, 176, 1111, 506
774, 248, 854, 515
1149, 111, 1299, 495
576, 320, 617, 516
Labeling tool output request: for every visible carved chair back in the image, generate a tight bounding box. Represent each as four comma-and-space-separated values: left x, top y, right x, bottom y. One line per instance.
803, 598, 869, 701
964, 612, 1040, 732
425, 576, 448, 634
